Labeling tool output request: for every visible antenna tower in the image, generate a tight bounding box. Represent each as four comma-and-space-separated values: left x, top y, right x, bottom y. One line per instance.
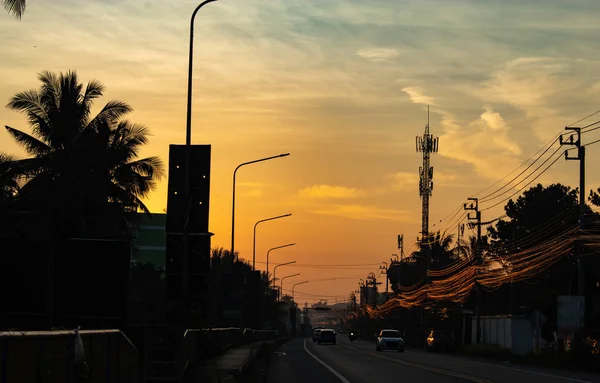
416, 106, 439, 241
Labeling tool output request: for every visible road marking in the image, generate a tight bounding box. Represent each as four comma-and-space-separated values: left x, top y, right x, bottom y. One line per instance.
303, 339, 351, 383
339, 340, 595, 383
339, 342, 492, 383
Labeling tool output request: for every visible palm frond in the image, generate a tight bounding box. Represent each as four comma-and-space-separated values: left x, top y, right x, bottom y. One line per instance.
6, 89, 45, 116
4, 126, 51, 156
88, 100, 132, 129
2, 0, 26, 19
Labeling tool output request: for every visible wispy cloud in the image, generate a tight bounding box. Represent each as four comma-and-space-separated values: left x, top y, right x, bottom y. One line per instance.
310, 204, 413, 222
356, 47, 400, 62
299, 184, 364, 199
401, 87, 436, 106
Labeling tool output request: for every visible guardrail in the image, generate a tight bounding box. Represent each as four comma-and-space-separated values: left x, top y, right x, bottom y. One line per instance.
0, 329, 139, 383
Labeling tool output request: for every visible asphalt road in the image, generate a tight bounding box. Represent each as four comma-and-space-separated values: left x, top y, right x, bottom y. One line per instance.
267, 336, 600, 383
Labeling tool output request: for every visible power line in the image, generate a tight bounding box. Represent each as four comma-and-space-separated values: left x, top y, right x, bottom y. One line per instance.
481, 153, 563, 212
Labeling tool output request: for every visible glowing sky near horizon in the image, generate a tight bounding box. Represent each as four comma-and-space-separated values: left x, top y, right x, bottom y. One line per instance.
2, 0, 600, 304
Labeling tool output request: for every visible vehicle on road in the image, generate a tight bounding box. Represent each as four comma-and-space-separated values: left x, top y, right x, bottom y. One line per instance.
349, 329, 358, 342
426, 329, 455, 352
376, 329, 405, 352
319, 329, 337, 345
312, 328, 322, 342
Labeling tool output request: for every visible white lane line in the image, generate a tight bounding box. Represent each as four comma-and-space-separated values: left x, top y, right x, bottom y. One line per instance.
339, 342, 492, 383
339, 341, 595, 383
303, 338, 351, 383
405, 349, 596, 383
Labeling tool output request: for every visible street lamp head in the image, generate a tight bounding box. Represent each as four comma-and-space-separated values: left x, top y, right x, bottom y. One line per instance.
279, 153, 291, 158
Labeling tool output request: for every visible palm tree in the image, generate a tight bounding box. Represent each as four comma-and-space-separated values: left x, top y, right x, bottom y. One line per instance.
2, 0, 26, 19
413, 231, 455, 267
4, 70, 164, 237
0, 153, 19, 208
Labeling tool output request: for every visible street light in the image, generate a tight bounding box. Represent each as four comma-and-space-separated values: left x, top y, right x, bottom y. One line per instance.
183, 0, 220, 327
266, 243, 295, 278
280, 273, 300, 301
292, 281, 309, 302
230, 154, 290, 267
252, 213, 292, 270
273, 261, 296, 290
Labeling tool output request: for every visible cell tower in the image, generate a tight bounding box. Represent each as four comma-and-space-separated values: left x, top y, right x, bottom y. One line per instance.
416, 106, 439, 240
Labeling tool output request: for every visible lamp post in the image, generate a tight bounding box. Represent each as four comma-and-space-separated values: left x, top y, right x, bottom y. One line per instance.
252, 213, 292, 270
280, 273, 300, 301
292, 281, 309, 302
230, 154, 290, 267
266, 243, 295, 278
183, 0, 219, 326
273, 260, 296, 290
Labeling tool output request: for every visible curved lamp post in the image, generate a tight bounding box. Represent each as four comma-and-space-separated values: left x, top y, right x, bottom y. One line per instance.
183, 0, 220, 326
266, 243, 295, 278
230, 154, 290, 267
273, 260, 296, 290
292, 281, 309, 302
280, 273, 300, 301
252, 213, 291, 270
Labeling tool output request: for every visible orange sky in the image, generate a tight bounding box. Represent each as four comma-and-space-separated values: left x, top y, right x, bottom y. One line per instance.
2, 0, 600, 304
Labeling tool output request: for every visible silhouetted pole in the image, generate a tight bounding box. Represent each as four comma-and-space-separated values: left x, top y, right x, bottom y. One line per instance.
183, 0, 219, 326
292, 281, 309, 302
231, 154, 290, 268
252, 213, 292, 271
560, 127, 586, 297
280, 273, 300, 301
266, 243, 295, 279
465, 197, 482, 343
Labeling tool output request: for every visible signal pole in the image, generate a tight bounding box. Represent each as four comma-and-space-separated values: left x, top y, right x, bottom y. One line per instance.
559, 127, 585, 297
464, 197, 482, 343
416, 106, 439, 267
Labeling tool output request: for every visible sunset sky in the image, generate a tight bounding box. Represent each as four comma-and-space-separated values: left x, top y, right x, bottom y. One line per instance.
2, 0, 600, 304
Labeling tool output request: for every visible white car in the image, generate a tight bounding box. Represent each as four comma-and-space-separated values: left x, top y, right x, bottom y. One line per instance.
376, 329, 405, 352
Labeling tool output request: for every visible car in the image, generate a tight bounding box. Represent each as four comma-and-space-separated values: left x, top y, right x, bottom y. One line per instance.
376, 329, 405, 352
319, 329, 336, 345
312, 328, 322, 342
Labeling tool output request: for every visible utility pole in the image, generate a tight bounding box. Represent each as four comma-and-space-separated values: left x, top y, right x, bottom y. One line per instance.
464, 197, 482, 343
380, 263, 388, 296
560, 127, 586, 298
457, 223, 465, 244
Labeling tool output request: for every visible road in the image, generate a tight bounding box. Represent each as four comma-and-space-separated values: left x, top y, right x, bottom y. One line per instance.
267, 336, 600, 383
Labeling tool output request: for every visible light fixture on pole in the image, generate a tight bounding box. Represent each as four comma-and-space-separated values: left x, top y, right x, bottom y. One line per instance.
230, 154, 290, 267
252, 213, 292, 270
292, 281, 309, 302
266, 243, 295, 278
280, 273, 300, 301
183, 0, 220, 327
272, 260, 296, 290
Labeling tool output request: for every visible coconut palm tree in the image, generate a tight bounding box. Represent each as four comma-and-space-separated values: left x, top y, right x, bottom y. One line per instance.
2, 0, 26, 19
0, 153, 19, 207
4, 70, 164, 237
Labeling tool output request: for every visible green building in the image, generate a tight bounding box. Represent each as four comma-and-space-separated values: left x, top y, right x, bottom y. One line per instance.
132, 213, 166, 269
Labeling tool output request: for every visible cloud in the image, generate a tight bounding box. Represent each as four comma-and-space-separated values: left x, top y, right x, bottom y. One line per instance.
241, 189, 263, 198
401, 87, 436, 106
480, 57, 600, 141
298, 185, 364, 199
356, 47, 400, 62
310, 204, 413, 222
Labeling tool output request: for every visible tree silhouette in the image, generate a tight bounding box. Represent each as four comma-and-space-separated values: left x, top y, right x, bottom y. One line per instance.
2, 0, 26, 19
0, 153, 19, 210
3, 71, 164, 237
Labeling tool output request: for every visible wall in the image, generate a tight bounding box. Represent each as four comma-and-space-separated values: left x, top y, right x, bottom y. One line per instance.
0, 329, 139, 383
471, 315, 533, 355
